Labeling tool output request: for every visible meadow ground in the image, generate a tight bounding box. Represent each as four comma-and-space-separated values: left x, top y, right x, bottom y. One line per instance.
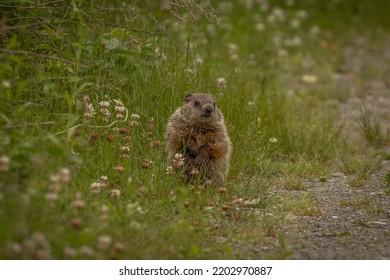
1, 0, 390, 259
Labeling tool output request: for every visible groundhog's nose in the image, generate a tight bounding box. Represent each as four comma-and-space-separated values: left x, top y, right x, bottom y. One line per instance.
203, 104, 214, 117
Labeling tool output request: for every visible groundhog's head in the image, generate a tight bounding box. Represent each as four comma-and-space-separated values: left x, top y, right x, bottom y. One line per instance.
181, 93, 221, 124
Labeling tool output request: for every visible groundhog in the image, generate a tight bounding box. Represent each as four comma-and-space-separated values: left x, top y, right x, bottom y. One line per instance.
166, 93, 232, 185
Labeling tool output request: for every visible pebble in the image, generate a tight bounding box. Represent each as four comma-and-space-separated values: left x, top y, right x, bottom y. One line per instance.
368, 221, 387, 226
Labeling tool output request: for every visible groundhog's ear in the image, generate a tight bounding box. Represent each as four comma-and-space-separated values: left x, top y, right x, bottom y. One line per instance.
184, 93, 192, 103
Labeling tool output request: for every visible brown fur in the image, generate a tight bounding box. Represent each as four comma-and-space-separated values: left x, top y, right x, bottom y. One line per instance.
165, 93, 232, 185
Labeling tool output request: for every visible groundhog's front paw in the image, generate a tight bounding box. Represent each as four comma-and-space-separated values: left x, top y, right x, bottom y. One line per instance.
186, 138, 198, 157
188, 147, 198, 157
194, 149, 209, 165
194, 155, 205, 165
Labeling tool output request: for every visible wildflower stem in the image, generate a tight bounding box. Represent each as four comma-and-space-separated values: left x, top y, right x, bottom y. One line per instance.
50, 106, 129, 137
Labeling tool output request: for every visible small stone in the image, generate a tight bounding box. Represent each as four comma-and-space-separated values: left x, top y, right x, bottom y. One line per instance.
368, 221, 387, 226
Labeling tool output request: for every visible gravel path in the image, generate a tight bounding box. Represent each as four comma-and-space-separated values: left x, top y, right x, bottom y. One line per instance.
273, 35, 390, 259
286, 161, 390, 259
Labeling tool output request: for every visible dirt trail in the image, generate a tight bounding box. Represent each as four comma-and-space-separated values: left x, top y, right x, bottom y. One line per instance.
273, 35, 390, 259
286, 161, 390, 259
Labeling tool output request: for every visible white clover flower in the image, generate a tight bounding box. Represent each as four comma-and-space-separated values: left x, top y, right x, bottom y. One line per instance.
310, 25, 321, 37
99, 101, 110, 108
284, 36, 302, 47
297, 10, 309, 20
131, 113, 140, 120
255, 22, 265, 31
109, 189, 121, 198
115, 106, 125, 113
63, 246, 77, 258
84, 104, 96, 118
290, 18, 301, 29
121, 146, 131, 154
45, 192, 58, 201
271, 7, 285, 23
113, 165, 125, 171
0, 156, 11, 172
72, 199, 85, 209
195, 57, 204, 65
269, 137, 278, 143
48, 182, 61, 193
260, 3, 269, 11
216, 77, 227, 88
2, 80, 11, 89
101, 204, 109, 213
79, 246, 95, 256
174, 153, 185, 165
278, 49, 288, 57
129, 120, 139, 127
31, 232, 47, 245
166, 165, 174, 175
302, 74, 318, 84
228, 43, 239, 54
206, 24, 216, 37
114, 99, 123, 106
286, 0, 295, 6
184, 68, 195, 75
99, 176, 108, 187
59, 167, 71, 183
49, 173, 61, 183
170, 153, 185, 171
90, 181, 102, 193
100, 107, 110, 116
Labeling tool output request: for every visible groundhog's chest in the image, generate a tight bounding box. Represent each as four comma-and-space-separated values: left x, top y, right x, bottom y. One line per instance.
186, 128, 217, 146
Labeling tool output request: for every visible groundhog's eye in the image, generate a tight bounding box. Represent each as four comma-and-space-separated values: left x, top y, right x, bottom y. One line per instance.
213, 102, 216, 108
194, 100, 200, 106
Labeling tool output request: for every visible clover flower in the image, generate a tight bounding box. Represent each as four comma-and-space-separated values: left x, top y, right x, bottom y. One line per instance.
302, 74, 318, 84
97, 235, 112, 250
59, 167, 71, 183
0, 156, 11, 172
216, 77, 227, 88
84, 104, 96, 118
113, 165, 125, 171
90, 181, 102, 193
109, 189, 121, 198
269, 137, 278, 143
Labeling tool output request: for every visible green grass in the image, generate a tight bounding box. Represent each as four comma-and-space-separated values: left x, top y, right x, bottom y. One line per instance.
340, 197, 373, 212
359, 109, 388, 147
341, 156, 382, 187
1, 0, 389, 259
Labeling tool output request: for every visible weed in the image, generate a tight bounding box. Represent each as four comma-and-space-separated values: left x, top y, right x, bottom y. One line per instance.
385, 170, 390, 186
340, 197, 373, 211
280, 176, 306, 191
359, 109, 384, 146
341, 156, 382, 187
276, 193, 322, 217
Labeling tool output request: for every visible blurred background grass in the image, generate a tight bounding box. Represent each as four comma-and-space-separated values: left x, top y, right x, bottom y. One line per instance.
0, 0, 389, 259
